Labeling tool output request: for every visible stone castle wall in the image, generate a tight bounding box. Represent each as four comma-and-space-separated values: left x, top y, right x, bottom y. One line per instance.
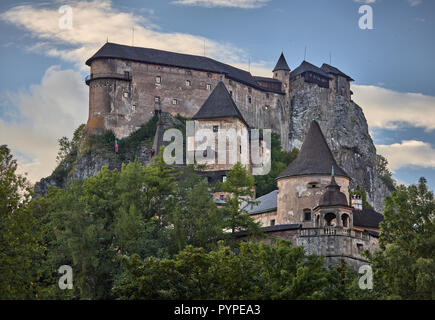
87, 58, 290, 150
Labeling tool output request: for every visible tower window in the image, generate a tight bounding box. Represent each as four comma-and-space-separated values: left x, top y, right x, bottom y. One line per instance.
220, 195, 225, 200
229, 90, 233, 96
248, 87, 252, 94
266, 93, 269, 99
154, 96, 160, 103
304, 209, 311, 221
155, 76, 161, 84
357, 243, 363, 254
123, 92, 129, 98
229, 80, 233, 86
207, 73, 212, 78
222, 176, 227, 182
248, 96, 252, 104
172, 99, 178, 105
213, 125, 219, 132
270, 219, 275, 226
206, 84, 211, 90
186, 70, 192, 75
185, 80, 191, 87
132, 104, 136, 111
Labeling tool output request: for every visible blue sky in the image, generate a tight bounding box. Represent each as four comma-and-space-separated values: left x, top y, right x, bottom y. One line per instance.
0, 0, 434, 190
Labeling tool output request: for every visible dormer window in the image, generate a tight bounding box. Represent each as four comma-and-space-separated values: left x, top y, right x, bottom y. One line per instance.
308, 182, 319, 188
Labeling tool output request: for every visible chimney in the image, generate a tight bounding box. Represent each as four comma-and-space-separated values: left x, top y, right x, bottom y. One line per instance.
352, 194, 363, 210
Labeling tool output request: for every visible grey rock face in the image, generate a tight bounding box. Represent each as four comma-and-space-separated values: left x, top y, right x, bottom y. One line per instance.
289, 80, 389, 212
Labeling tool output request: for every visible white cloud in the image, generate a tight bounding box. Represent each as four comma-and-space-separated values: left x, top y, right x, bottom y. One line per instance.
351, 84, 435, 131
376, 140, 435, 171
0, 0, 271, 76
408, 0, 422, 7
172, 0, 270, 8
0, 66, 88, 183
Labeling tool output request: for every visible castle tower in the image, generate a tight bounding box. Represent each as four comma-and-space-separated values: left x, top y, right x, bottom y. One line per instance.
276, 120, 350, 226
272, 53, 291, 95
191, 81, 251, 172
312, 167, 354, 229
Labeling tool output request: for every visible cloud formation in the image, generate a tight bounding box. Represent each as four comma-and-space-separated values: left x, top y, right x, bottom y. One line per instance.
0, 66, 88, 183
376, 140, 435, 171
172, 0, 270, 8
407, 0, 422, 7
0, 0, 271, 76
351, 84, 435, 131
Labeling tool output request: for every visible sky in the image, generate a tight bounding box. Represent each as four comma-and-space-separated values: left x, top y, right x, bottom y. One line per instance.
0, 0, 434, 190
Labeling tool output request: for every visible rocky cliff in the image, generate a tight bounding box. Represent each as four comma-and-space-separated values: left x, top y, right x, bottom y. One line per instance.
289, 80, 391, 212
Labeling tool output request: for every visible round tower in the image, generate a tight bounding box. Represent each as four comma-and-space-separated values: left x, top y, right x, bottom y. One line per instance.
272, 52, 291, 95
276, 121, 350, 226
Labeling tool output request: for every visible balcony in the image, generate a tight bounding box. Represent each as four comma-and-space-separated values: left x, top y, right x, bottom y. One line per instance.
85, 72, 131, 85
299, 227, 369, 240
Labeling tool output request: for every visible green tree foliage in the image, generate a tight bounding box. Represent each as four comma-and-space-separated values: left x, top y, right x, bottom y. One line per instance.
0, 145, 43, 299
217, 162, 260, 235
368, 177, 434, 299
113, 240, 364, 300
170, 165, 224, 252
255, 133, 298, 197
376, 154, 396, 191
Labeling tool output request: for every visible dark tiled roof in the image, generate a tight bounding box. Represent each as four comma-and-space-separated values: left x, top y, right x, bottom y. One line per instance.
290, 61, 332, 80
319, 176, 349, 207
192, 81, 249, 127
253, 76, 281, 83
277, 121, 349, 179
353, 208, 384, 229
234, 224, 301, 238
321, 63, 354, 81
244, 190, 278, 214
86, 42, 279, 93
273, 53, 290, 72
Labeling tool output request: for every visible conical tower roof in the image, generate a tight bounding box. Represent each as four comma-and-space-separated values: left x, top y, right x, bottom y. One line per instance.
277, 121, 349, 179
273, 53, 290, 72
318, 167, 349, 207
192, 81, 248, 127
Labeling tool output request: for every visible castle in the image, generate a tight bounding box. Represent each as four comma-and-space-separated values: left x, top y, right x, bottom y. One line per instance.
84, 43, 384, 267
85, 42, 353, 153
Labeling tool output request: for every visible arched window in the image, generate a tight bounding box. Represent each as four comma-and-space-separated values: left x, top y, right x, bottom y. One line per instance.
324, 212, 336, 227
341, 214, 350, 228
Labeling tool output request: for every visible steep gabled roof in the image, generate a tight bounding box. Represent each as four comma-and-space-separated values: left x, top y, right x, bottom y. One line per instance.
192, 81, 249, 127
86, 42, 281, 93
277, 121, 349, 179
321, 63, 354, 81
273, 53, 290, 72
290, 60, 332, 80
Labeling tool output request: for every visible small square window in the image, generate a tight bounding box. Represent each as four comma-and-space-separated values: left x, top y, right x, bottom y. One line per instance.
123, 92, 129, 98
248, 96, 252, 104
222, 176, 227, 182
155, 76, 161, 84
172, 99, 178, 105
357, 243, 363, 254
220, 195, 225, 200
154, 96, 160, 103
132, 104, 136, 111
206, 84, 211, 90
186, 80, 191, 87
213, 125, 219, 132
207, 73, 212, 78
270, 219, 275, 226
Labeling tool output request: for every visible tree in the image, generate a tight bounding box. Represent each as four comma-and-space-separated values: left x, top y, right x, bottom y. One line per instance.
169, 165, 224, 252
113, 240, 364, 300
376, 154, 396, 191
255, 133, 298, 197
367, 177, 435, 299
217, 162, 260, 235
0, 145, 42, 299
